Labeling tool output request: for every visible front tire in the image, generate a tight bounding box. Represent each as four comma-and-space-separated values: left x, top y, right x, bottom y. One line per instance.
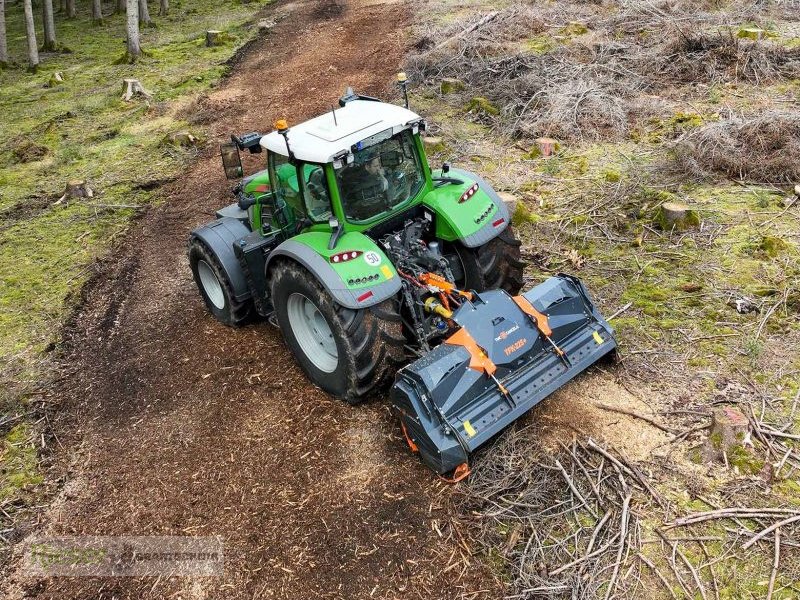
270, 260, 405, 404
189, 237, 253, 326
450, 225, 525, 295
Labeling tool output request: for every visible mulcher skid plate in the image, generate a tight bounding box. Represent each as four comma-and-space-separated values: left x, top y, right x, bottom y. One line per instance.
391, 274, 617, 474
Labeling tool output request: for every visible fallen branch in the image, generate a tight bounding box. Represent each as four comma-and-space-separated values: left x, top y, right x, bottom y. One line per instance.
766, 528, 780, 600
434, 12, 499, 50
670, 508, 800, 528
593, 402, 674, 434
742, 514, 800, 550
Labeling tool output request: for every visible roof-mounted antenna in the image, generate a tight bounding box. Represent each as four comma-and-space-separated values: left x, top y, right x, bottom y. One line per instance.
332, 105, 338, 126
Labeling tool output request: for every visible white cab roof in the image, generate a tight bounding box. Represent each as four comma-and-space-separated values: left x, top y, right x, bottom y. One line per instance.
260, 100, 422, 164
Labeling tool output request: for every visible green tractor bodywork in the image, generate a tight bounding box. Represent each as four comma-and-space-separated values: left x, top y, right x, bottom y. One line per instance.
188, 86, 615, 476
193, 111, 511, 312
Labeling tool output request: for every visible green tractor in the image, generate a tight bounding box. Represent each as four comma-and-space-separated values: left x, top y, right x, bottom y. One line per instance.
189, 82, 616, 475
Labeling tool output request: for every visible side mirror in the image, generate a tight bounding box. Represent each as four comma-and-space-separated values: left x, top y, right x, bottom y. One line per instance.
442, 162, 450, 174
220, 142, 243, 180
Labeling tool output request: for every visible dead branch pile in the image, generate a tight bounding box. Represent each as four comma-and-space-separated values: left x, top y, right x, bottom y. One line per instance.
673, 111, 800, 182
406, 1, 800, 141
455, 429, 663, 598
653, 31, 800, 86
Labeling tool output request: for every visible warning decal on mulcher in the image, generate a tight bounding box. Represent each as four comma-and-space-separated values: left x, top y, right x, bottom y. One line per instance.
593, 331, 604, 344
463, 420, 476, 438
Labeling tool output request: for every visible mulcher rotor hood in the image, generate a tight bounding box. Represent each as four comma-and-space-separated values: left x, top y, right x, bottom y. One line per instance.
391, 274, 617, 475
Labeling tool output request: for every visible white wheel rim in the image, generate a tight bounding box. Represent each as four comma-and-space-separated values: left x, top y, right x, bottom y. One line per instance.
198, 260, 225, 310
286, 293, 338, 373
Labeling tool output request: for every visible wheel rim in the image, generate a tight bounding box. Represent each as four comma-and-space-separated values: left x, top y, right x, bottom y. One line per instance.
197, 260, 225, 310
286, 293, 338, 373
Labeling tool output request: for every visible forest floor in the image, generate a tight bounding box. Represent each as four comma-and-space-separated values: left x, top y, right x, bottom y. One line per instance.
1, 0, 799, 598
2, 0, 502, 598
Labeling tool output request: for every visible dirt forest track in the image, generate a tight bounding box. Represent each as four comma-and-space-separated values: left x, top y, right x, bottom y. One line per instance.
2, 1, 500, 598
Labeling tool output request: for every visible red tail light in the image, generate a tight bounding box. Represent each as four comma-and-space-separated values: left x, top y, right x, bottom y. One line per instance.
492, 217, 505, 227
458, 183, 479, 203
357, 290, 374, 303
330, 250, 363, 263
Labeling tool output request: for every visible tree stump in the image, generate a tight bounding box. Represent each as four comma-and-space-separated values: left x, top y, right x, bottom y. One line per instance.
497, 192, 518, 216
534, 137, 559, 157
168, 131, 197, 147
46, 71, 65, 88
656, 202, 700, 231
421, 136, 445, 154
257, 19, 275, 32
54, 180, 93, 205
702, 405, 749, 464
121, 78, 152, 102
440, 78, 465, 95
206, 30, 223, 47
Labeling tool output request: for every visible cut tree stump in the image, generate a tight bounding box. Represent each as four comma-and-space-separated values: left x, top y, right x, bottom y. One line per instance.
54, 180, 93, 205
534, 137, 558, 157
656, 202, 700, 231
168, 131, 198, 147
257, 19, 275, 32
421, 136, 445, 154
702, 405, 749, 464
497, 192, 518, 216
121, 78, 152, 102
440, 78, 465, 95
46, 71, 65, 88
206, 30, 223, 47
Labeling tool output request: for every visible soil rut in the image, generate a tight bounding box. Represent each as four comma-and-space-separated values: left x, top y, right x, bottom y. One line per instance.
2, 1, 498, 598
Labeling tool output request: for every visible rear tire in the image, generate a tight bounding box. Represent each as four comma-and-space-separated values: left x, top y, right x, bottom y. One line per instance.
451, 225, 525, 295
270, 260, 405, 404
188, 237, 253, 326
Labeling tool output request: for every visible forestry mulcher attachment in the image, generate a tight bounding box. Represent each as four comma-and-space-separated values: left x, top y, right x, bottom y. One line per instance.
189, 77, 617, 477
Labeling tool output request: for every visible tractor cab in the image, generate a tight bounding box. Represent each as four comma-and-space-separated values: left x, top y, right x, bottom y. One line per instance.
220, 93, 429, 242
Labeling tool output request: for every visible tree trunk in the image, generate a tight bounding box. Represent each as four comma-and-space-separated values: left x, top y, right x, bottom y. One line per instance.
138, 0, 151, 26
66, 0, 75, 18
158, 0, 167, 16
115, 0, 125, 14
91, 0, 103, 23
42, 0, 57, 51
23, 0, 39, 72
0, 0, 8, 67
126, 0, 141, 61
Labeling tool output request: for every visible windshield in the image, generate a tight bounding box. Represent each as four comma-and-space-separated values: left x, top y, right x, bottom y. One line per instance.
335, 129, 425, 223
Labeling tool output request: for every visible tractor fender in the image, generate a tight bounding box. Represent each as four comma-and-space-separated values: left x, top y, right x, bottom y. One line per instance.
265, 232, 402, 310
190, 217, 252, 302
449, 168, 510, 248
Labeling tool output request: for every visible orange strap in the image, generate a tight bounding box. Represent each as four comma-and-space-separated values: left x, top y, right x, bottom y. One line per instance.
512, 295, 553, 337
400, 421, 419, 453
444, 328, 497, 376
438, 463, 471, 484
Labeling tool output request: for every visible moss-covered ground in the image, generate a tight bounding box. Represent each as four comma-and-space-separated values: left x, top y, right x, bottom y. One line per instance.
0, 0, 267, 520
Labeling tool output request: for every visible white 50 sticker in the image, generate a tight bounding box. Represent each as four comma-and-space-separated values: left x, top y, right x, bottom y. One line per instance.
363, 251, 382, 266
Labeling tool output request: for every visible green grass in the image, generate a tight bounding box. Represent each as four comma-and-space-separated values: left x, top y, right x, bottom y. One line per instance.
0, 0, 267, 386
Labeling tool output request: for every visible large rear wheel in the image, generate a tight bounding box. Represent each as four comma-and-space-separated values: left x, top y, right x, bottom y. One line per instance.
270, 260, 405, 404
189, 237, 253, 326
448, 225, 525, 295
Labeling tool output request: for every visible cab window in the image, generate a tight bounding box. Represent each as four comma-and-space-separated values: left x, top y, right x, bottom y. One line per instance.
268, 152, 307, 226
300, 164, 333, 222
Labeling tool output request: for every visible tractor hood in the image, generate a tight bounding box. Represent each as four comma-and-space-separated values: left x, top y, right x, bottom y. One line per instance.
422, 168, 510, 248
